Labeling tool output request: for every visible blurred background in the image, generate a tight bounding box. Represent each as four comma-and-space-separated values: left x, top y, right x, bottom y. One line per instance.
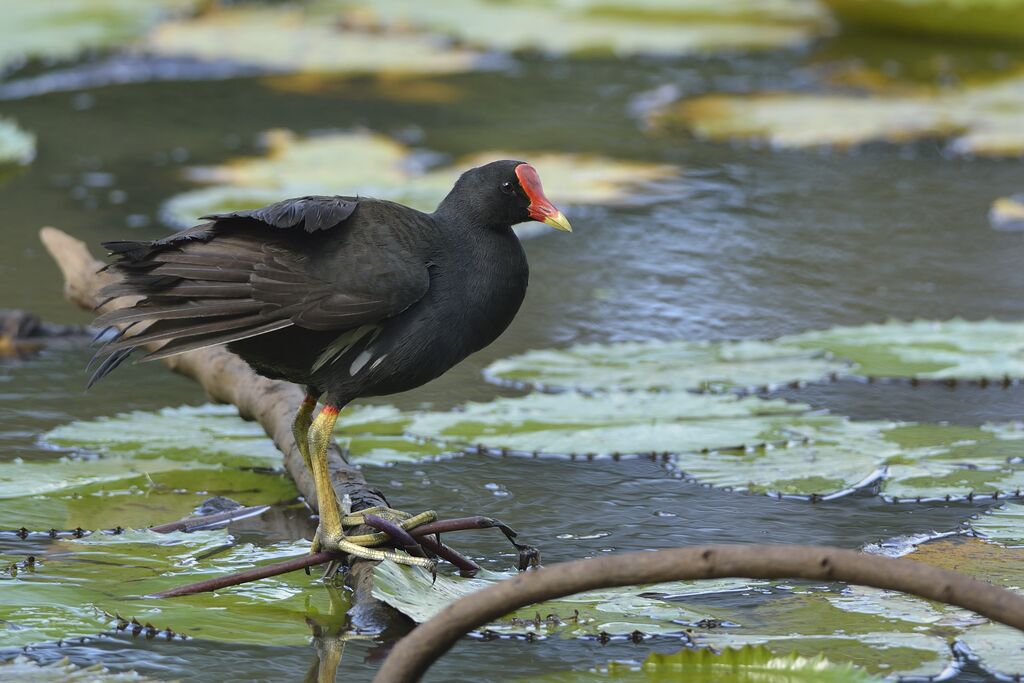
2, 1, 1024, 681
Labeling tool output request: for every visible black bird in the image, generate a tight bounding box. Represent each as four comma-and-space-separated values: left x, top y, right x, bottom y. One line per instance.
90, 160, 571, 561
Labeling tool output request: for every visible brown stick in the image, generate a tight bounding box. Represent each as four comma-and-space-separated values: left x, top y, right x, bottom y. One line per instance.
373, 543, 1024, 683
39, 227, 394, 621
150, 552, 338, 598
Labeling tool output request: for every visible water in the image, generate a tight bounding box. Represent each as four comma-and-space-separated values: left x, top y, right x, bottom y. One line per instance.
1, 31, 1022, 682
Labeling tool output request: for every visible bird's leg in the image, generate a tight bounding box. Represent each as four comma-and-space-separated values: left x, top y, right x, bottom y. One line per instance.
292, 393, 318, 472
306, 404, 434, 569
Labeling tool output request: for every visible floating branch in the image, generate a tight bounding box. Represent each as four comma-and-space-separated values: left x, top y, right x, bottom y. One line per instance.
373, 544, 1024, 683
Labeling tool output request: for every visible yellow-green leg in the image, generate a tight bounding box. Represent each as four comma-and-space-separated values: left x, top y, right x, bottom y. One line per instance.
292, 393, 318, 472
306, 404, 434, 568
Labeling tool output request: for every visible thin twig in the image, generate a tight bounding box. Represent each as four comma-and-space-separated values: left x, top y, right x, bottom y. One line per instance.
149, 552, 338, 598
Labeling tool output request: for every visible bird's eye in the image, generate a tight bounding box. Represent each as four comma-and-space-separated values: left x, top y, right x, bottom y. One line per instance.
501, 181, 513, 194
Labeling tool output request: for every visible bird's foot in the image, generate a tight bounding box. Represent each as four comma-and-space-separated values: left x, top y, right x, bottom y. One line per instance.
313, 525, 436, 570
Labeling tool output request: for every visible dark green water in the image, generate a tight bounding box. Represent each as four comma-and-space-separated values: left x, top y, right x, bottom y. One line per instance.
2, 32, 1023, 682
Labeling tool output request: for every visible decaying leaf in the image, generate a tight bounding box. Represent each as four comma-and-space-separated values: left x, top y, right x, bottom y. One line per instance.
160, 129, 679, 230
0, 655, 156, 682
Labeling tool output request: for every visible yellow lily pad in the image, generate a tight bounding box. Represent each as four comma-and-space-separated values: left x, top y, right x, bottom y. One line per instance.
334, 0, 829, 56
822, 0, 1024, 42
142, 5, 485, 76
160, 129, 679, 230
990, 194, 1024, 231
656, 71, 1024, 157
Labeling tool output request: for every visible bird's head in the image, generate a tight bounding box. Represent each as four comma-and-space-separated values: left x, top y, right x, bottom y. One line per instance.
441, 159, 572, 233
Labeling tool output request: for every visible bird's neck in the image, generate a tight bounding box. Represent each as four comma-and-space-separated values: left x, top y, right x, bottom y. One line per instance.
433, 193, 512, 234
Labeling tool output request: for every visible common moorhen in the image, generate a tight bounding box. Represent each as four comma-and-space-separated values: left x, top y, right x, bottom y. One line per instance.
90, 159, 571, 562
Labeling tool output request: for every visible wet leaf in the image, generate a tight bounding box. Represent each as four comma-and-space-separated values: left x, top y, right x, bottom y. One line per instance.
0, 531, 342, 647
822, 0, 1024, 42
531, 644, 883, 682
0, 118, 35, 167
372, 561, 762, 637
160, 129, 679, 230
143, 5, 484, 76
0, 655, 156, 682
486, 319, 1024, 392
655, 73, 1024, 156
971, 502, 1024, 546
990, 194, 1024, 231
337, 0, 827, 56
0, 0, 194, 72
44, 404, 283, 469
484, 338, 846, 393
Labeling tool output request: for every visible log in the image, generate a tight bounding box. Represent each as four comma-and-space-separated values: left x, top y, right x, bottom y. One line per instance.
39, 226, 396, 627
374, 543, 1024, 683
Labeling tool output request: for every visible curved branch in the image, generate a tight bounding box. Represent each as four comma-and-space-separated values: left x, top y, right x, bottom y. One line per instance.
373, 543, 1024, 683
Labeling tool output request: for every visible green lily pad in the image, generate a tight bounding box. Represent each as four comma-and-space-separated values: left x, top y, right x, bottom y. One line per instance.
484, 339, 846, 393
44, 404, 283, 469
530, 645, 883, 682
971, 502, 1024, 546
0, 0, 195, 72
161, 129, 679, 230
0, 118, 35, 167
486, 319, 1024, 393
334, 404, 449, 466
822, 0, 1024, 42
336, 0, 827, 56
0, 531, 342, 648
143, 5, 484, 76
0, 655, 155, 682
373, 561, 763, 638
373, 562, 951, 676
655, 73, 1024, 156
990, 194, 1024, 231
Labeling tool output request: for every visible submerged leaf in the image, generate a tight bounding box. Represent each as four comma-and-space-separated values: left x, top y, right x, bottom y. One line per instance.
161, 129, 678, 230
532, 644, 883, 682
0, 118, 35, 167
971, 502, 1024, 546
655, 72, 1024, 156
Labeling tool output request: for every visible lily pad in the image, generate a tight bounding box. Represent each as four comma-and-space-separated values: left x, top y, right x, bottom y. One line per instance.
160, 129, 679, 230
0, 118, 35, 167
142, 5, 485, 77
530, 645, 883, 682
990, 194, 1024, 231
336, 0, 827, 56
971, 502, 1024, 546
0, 0, 194, 73
655, 73, 1024, 156
0, 531, 343, 648
373, 561, 762, 638
373, 562, 951, 676
822, 0, 1024, 42
0, 655, 155, 682
486, 319, 1024, 393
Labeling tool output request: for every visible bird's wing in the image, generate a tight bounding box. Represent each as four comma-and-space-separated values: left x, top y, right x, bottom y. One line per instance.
88, 196, 430, 385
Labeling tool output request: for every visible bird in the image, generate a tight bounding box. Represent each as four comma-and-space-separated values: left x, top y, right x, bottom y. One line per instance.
88, 159, 571, 563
